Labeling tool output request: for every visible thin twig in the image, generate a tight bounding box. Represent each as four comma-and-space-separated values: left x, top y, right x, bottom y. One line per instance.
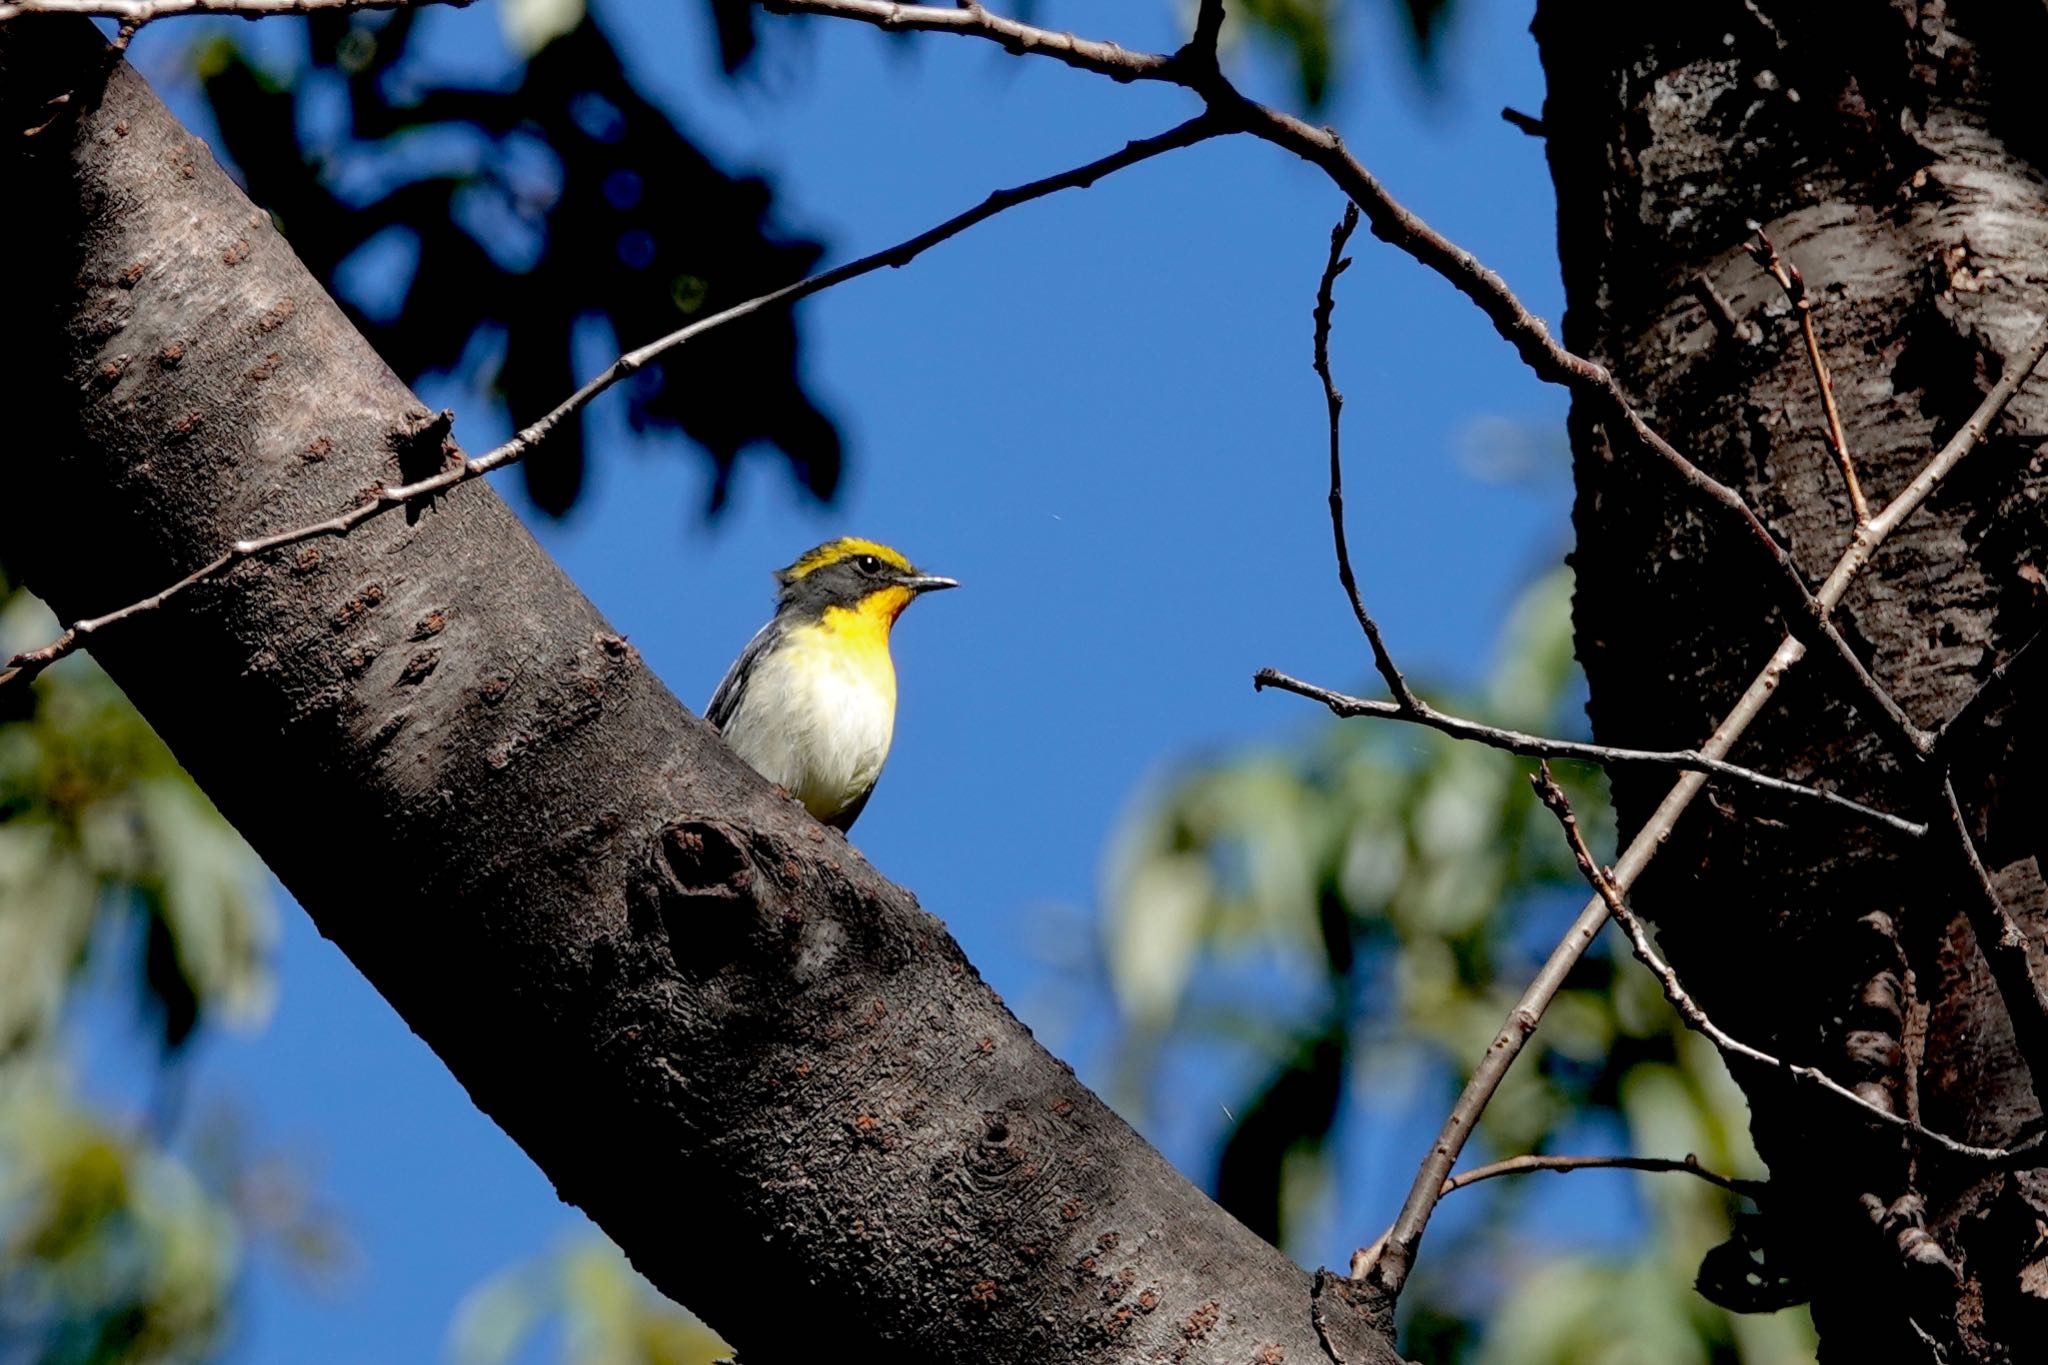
1438, 1150, 1763, 1199
1940, 779, 2048, 1088
1357, 307, 2048, 1300
1287, 204, 1917, 837
1750, 227, 1869, 525
1190, 0, 1226, 59
1253, 669, 1924, 836
1311, 202, 1420, 712
762, 0, 1178, 83
1528, 765, 2019, 1162
0, 113, 1225, 691
767, 1, 1937, 768
1498, 106, 1546, 138
1349, 1151, 1762, 1277
1354, 304, 2048, 1285
0, 0, 460, 18
761, 0, 2048, 1303
1934, 630, 2042, 759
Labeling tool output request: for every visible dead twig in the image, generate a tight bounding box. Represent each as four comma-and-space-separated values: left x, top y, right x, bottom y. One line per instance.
1310, 202, 1420, 712
1349, 1151, 1763, 1277
0, 0, 462, 19
1529, 765, 2021, 1162
768, 1, 1938, 772
1750, 226, 1869, 525
1940, 780, 2048, 1092
1253, 669, 1923, 836
1360, 306, 2048, 1301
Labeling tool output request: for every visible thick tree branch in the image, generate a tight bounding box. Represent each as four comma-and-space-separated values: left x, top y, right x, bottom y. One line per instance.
2, 111, 1225, 691
0, 19, 1403, 1365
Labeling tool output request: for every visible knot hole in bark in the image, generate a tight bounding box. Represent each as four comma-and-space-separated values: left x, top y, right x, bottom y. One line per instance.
636, 818, 769, 976
964, 1105, 1031, 1189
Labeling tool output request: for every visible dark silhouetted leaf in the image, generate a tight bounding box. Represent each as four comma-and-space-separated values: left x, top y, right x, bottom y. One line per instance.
200, 12, 839, 518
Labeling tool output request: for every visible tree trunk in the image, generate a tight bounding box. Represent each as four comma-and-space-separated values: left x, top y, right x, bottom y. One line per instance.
0, 18, 1406, 1365
1538, 4, 2048, 1358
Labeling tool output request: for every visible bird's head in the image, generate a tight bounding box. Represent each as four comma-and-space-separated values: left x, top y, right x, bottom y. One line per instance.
775, 537, 958, 629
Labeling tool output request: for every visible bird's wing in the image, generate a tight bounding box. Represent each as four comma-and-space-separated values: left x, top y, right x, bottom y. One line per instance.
705, 617, 784, 730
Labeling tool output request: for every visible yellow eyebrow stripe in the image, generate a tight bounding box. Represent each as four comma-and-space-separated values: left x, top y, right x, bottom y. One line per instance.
780, 537, 913, 582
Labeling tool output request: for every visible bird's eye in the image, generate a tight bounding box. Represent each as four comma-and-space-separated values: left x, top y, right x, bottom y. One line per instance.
855, 554, 882, 575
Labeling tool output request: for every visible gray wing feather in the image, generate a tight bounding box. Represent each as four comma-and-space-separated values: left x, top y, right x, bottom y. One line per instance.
706, 618, 784, 730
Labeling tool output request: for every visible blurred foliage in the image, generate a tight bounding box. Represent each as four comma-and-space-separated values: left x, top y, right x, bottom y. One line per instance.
195, 0, 839, 518
1100, 567, 1819, 1362
188, 0, 1467, 524
1216, 0, 1455, 108
0, 575, 342, 1364
449, 1238, 729, 1365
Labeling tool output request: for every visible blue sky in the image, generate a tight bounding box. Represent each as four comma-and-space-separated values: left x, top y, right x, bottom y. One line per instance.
117, 0, 1586, 1356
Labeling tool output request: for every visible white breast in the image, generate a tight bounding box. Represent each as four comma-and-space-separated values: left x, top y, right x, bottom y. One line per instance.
720, 624, 896, 823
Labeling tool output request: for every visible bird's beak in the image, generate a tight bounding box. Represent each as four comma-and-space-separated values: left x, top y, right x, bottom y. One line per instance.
897, 574, 959, 594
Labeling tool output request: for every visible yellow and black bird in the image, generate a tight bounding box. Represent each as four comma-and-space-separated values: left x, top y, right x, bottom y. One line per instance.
707, 538, 958, 831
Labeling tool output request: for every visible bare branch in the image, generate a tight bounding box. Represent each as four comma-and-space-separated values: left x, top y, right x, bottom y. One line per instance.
1253, 668, 1925, 836
1499, 106, 1546, 138
769, 0, 1936, 767
1357, 303, 2048, 1301
1750, 226, 1869, 526
761, 0, 1177, 83
749, 0, 2046, 1306
1, 112, 1224, 692
1283, 203, 1922, 837
1190, 0, 1225, 60
1940, 779, 2048, 1090
1438, 1150, 1764, 1199
1935, 630, 2042, 760
1310, 202, 1421, 712
1529, 766, 2024, 1162
1350, 1151, 1763, 1277
0, 0, 456, 18
1862, 311, 2048, 546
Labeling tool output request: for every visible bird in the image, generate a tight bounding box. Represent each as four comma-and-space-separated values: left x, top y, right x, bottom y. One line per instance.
707, 537, 958, 832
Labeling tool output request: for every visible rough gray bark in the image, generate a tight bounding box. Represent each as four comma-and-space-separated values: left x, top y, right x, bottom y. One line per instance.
0, 18, 1406, 1365
1537, 4, 2048, 1359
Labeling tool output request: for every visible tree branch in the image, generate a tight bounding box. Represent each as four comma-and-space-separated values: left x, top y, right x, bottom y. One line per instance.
769, 0, 1936, 766
1253, 669, 1924, 836
0, 0, 458, 18
1, 110, 1225, 691
758, 0, 2046, 1308
1189, 0, 1225, 61
1, 21, 1405, 1364
1527, 767, 2025, 1164
1349, 1151, 1764, 1277
1940, 779, 2048, 1095
1310, 201, 1421, 712
1750, 226, 1869, 526
761, 0, 1178, 83
1360, 305, 2048, 1301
